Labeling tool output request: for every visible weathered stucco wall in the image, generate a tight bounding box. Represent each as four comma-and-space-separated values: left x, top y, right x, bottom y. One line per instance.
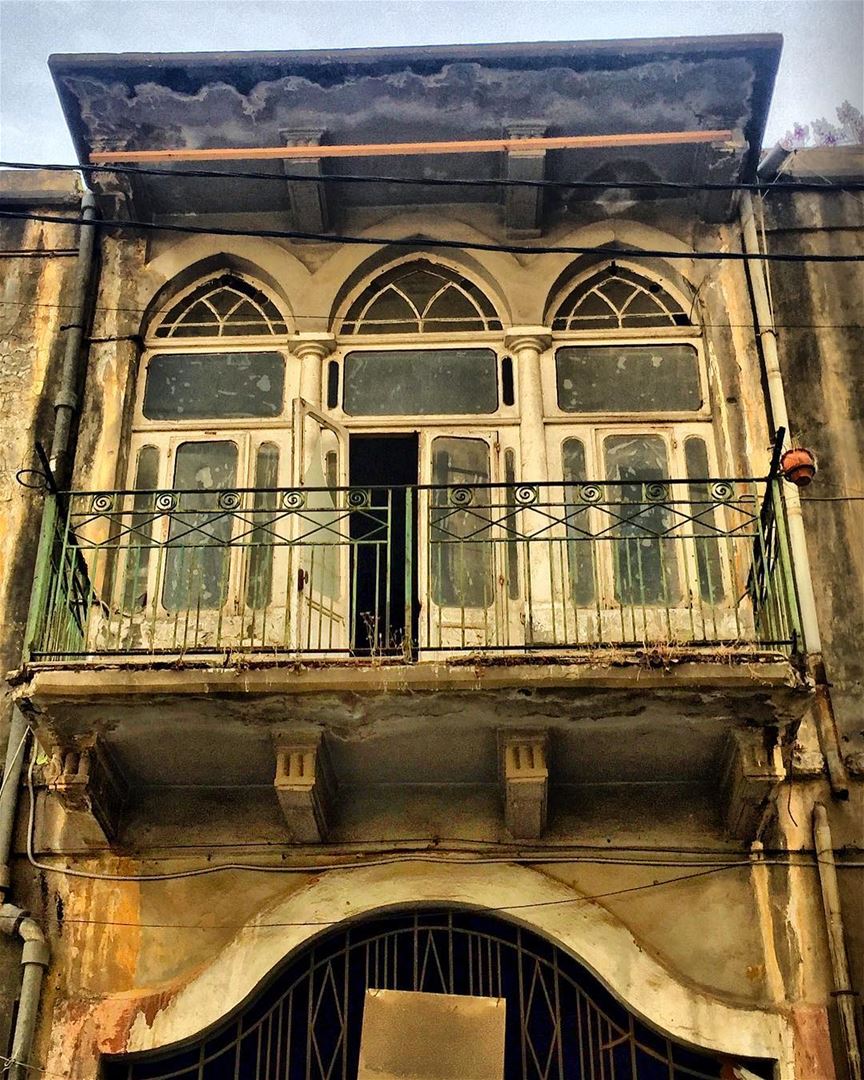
0, 170, 84, 1053
764, 170, 864, 1034
1, 167, 856, 1079
765, 184, 864, 752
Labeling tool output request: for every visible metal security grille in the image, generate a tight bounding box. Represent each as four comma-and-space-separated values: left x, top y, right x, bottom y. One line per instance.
103, 910, 773, 1080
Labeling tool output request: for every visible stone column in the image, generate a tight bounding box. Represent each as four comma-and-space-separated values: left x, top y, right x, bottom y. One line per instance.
290, 332, 336, 409
504, 328, 554, 642
504, 328, 551, 483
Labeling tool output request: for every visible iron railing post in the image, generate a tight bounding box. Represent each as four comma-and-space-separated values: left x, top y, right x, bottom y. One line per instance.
771, 477, 804, 652
404, 487, 414, 660
21, 495, 59, 663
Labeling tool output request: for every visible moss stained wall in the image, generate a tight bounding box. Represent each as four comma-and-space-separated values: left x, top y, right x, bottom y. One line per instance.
0, 173, 83, 1053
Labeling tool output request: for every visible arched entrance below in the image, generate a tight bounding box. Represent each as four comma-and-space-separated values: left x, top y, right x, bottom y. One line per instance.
103, 908, 774, 1080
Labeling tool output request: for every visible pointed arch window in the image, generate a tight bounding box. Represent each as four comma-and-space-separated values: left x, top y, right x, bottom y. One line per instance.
552, 266, 690, 331
153, 274, 289, 338
341, 260, 502, 334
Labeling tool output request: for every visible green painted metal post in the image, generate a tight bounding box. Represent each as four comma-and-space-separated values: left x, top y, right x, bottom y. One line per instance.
21, 495, 59, 663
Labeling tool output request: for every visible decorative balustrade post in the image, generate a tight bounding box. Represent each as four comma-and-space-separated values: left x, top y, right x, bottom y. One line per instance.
504, 328, 556, 643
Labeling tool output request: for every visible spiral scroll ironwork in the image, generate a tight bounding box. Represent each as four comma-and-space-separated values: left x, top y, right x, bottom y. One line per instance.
90, 493, 113, 513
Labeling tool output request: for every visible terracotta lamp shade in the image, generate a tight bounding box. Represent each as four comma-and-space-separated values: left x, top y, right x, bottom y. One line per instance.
780, 448, 817, 487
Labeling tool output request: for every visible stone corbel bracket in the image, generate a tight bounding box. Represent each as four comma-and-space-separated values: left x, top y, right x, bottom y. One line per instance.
46, 737, 129, 844
281, 128, 329, 232
499, 730, 549, 840
274, 735, 336, 843
503, 122, 548, 238
721, 727, 785, 840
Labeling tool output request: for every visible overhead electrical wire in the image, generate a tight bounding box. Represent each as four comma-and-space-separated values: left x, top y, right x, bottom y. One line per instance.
22, 748, 864, 890
2, 207, 862, 263
3, 158, 864, 194
0, 297, 862, 332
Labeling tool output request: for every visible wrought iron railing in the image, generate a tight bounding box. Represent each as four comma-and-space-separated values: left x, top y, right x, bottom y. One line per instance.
23, 476, 802, 662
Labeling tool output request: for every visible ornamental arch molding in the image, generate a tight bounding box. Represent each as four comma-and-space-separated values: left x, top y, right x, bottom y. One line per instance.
110, 862, 792, 1073
536, 221, 703, 327
310, 216, 517, 328
141, 239, 311, 332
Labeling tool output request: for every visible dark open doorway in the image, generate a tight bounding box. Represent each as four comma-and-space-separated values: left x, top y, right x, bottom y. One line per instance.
349, 434, 419, 654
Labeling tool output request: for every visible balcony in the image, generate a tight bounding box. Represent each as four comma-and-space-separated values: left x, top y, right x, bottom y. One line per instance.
15, 475, 810, 846
23, 475, 801, 663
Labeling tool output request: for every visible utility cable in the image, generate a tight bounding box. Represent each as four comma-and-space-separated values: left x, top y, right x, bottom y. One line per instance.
25, 745, 863, 887
2, 208, 863, 263
3, 158, 864, 195
50, 868, 740, 931
0, 293, 863, 330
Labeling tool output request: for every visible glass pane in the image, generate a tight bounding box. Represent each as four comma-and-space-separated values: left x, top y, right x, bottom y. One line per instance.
343, 349, 498, 416
556, 345, 701, 413
175, 299, 219, 334
122, 446, 159, 609
430, 437, 492, 608
423, 286, 486, 331
400, 268, 444, 309
221, 299, 269, 334
685, 437, 726, 604
562, 438, 596, 606
622, 288, 676, 324
299, 424, 341, 603
356, 288, 418, 334
563, 288, 618, 329
604, 435, 680, 606
143, 352, 285, 420
246, 443, 279, 610
163, 441, 238, 612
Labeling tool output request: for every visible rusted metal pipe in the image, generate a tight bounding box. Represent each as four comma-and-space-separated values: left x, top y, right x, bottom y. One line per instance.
740, 189, 823, 656
813, 803, 863, 1080
0, 710, 28, 897
0, 903, 50, 1080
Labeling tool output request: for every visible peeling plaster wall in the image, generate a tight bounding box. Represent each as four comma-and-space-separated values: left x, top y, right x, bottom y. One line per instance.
0, 173, 82, 1050
764, 176, 864, 1030
1, 178, 849, 1077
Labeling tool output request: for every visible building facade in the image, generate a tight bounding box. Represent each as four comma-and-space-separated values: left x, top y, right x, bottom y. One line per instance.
0, 36, 861, 1080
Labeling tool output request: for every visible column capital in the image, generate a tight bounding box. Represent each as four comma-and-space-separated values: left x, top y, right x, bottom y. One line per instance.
503, 327, 552, 354
289, 333, 337, 360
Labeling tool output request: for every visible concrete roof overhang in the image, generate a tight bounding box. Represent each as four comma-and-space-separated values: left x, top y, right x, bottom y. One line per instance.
48, 35, 782, 224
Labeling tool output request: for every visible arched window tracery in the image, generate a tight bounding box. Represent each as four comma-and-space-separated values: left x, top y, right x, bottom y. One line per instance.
152, 273, 289, 338
340, 259, 503, 334
551, 266, 690, 331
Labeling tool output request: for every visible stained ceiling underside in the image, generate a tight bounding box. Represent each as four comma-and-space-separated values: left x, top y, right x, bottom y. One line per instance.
49, 36, 782, 225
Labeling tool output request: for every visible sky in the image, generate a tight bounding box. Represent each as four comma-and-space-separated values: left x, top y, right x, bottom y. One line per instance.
0, 0, 862, 164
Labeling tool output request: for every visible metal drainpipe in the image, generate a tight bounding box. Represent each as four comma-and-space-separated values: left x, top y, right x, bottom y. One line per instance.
740, 190, 850, 797
0, 903, 50, 1080
49, 188, 98, 486
740, 190, 822, 655
0, 186, 98, 1077
0, 709, 28, 898
813, 803, 863, 1080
